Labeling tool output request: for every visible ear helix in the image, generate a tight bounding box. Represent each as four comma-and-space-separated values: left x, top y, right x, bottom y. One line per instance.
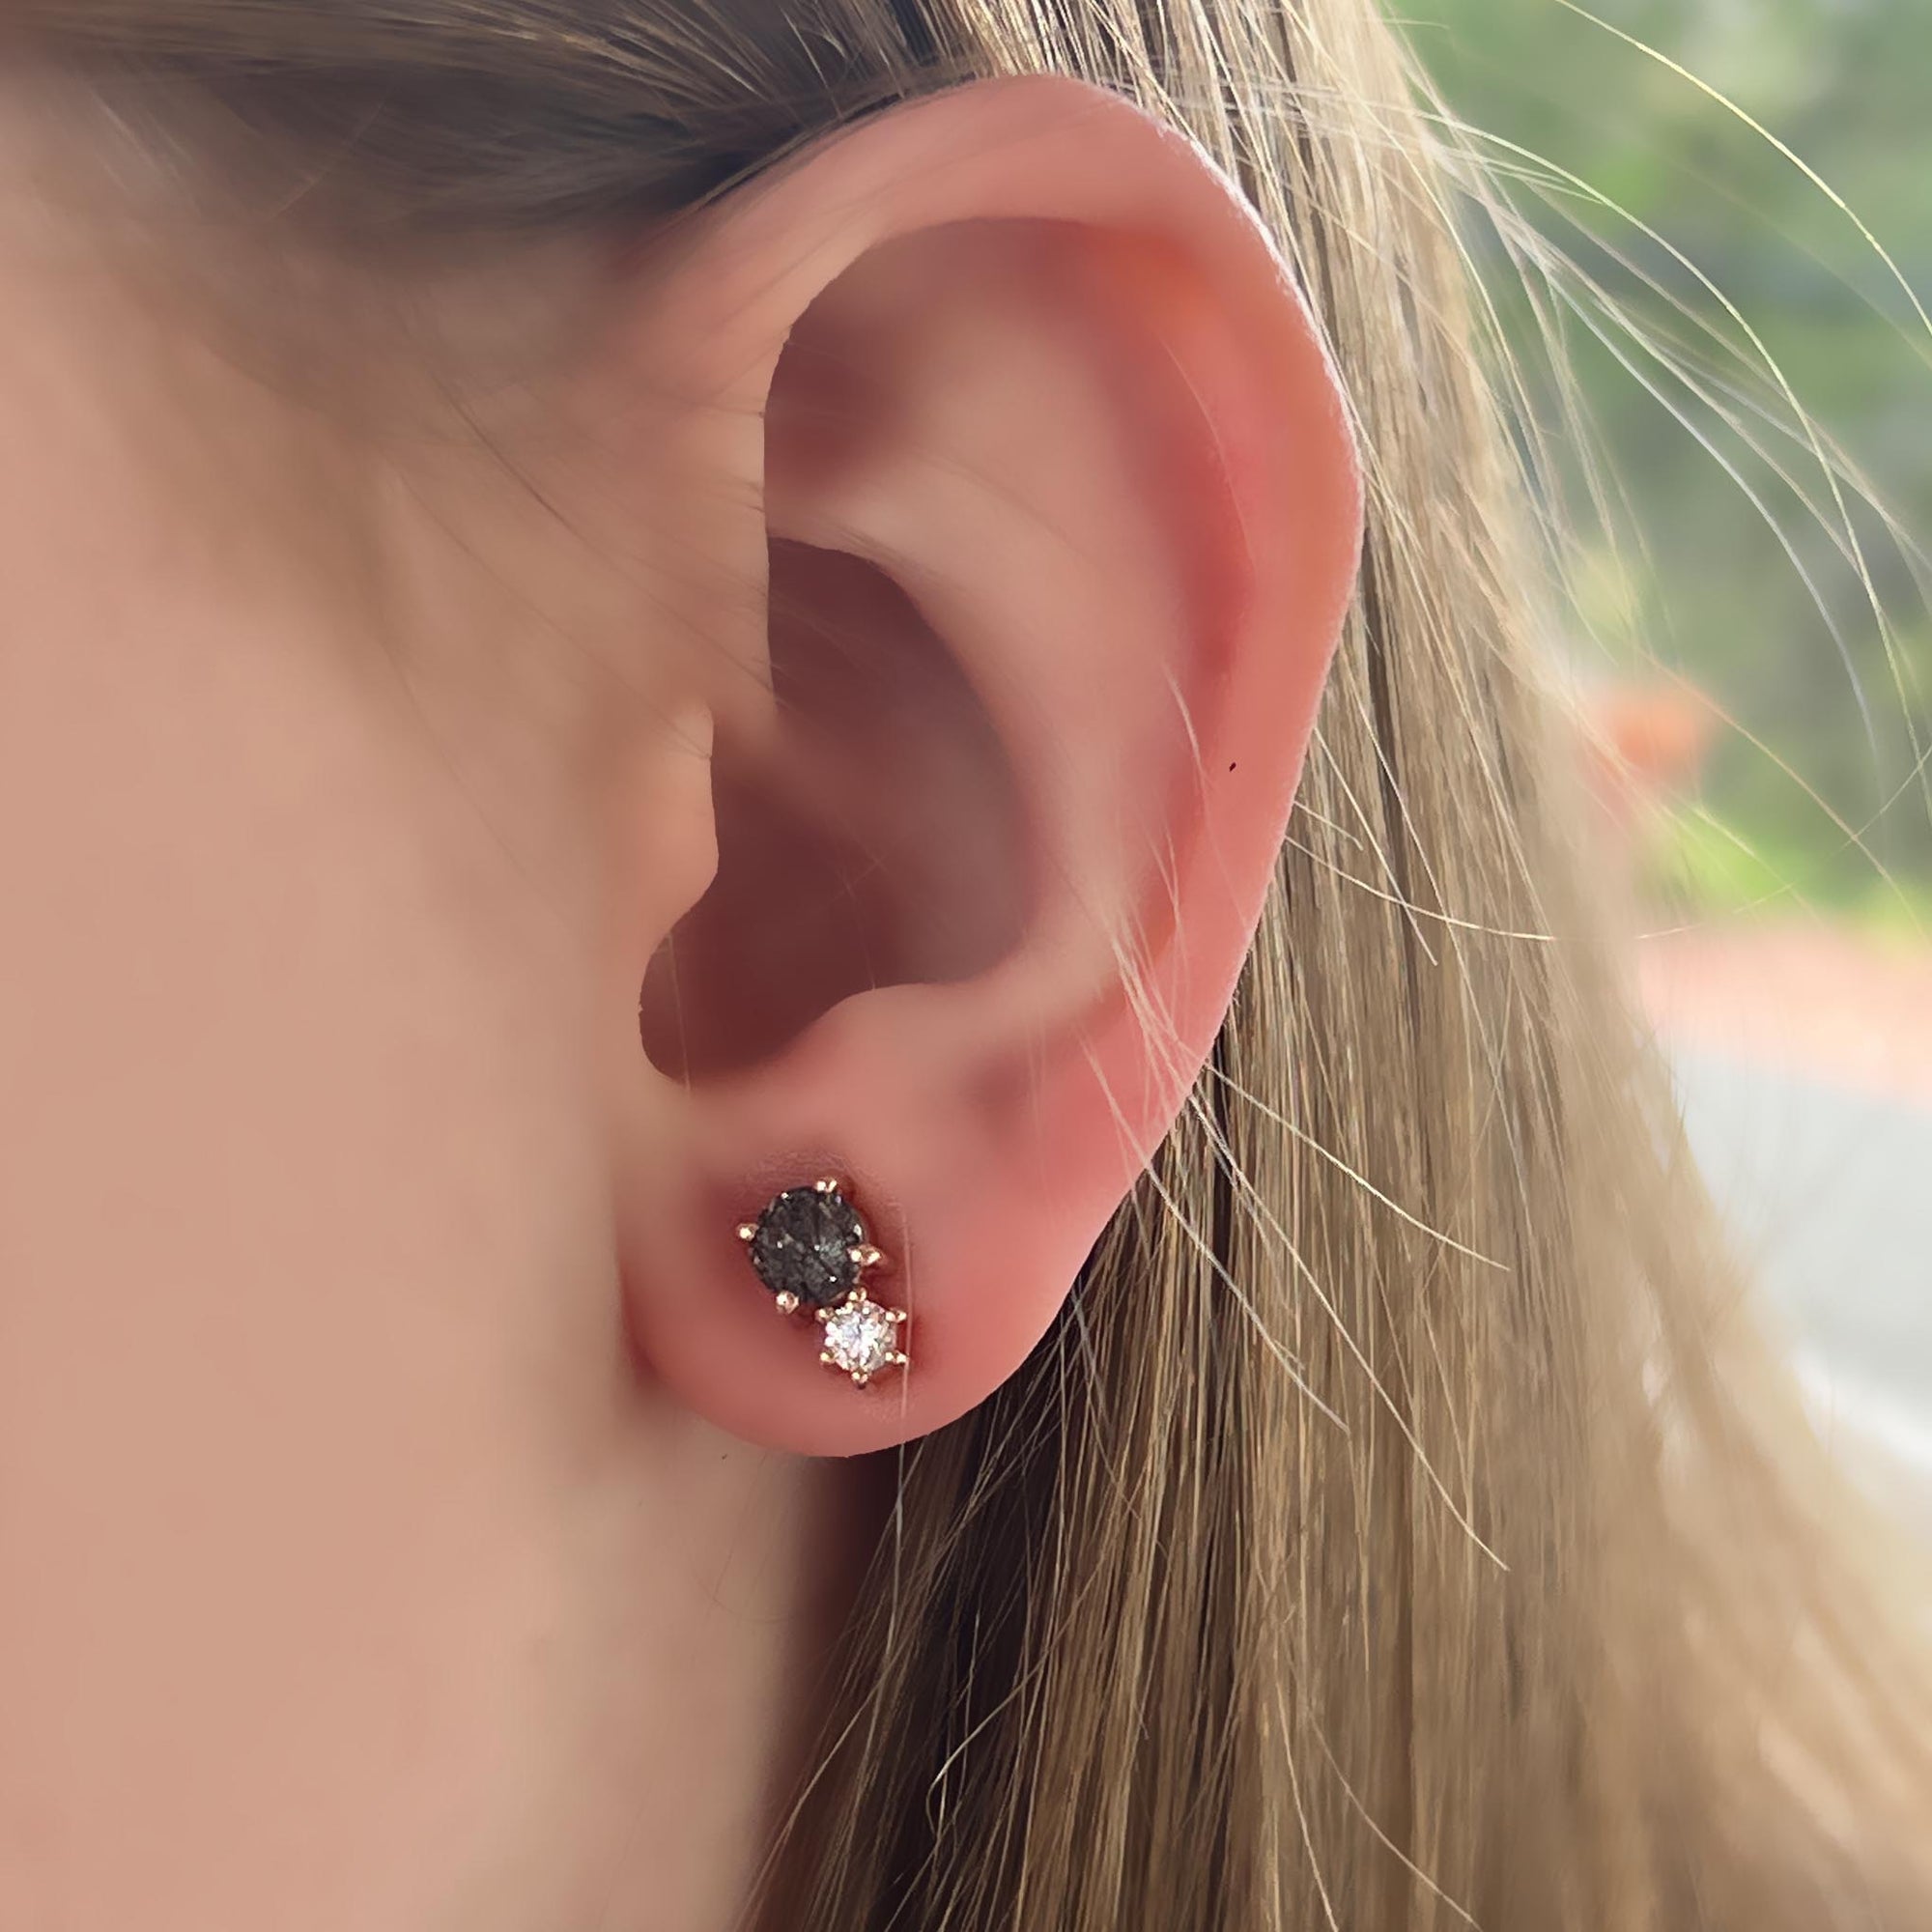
735, 1177, 909, 1388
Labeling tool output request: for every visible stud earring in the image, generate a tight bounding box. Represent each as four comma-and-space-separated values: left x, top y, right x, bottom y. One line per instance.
736, 1177, 909, 1387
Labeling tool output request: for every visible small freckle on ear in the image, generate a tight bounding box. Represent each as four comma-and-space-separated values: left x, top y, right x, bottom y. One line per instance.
1228, 761, 1237, 772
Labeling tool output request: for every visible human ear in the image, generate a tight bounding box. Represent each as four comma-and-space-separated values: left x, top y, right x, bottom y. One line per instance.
612, 76, 1361, 1456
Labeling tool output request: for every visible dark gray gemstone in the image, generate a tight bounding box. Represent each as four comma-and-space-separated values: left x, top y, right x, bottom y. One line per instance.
748, 1185, 865, 1307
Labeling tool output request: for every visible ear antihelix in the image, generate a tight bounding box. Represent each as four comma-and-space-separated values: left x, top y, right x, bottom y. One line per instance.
735, 1177, 908, 1388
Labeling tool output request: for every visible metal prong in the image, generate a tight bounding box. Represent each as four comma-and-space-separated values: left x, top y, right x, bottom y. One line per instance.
851, 1371, 869, 1387
735, 1223, 757, 1243
813, 1176, 840, 1194
815, 1308, 832, 1324
887, 1308, 907, 1324
775, 1292, 801, 1315
843, 1288, 865, 1307
850, 1244, 884, 1270
819, 1351, 837, 1367
889, 1351, 909, 1368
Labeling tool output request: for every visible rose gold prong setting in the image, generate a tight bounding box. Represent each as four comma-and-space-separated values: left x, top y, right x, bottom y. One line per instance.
738, 1178, 909, 1389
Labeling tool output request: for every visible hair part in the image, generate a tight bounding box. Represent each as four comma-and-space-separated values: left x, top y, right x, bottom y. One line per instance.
16, 2, 1932, 1927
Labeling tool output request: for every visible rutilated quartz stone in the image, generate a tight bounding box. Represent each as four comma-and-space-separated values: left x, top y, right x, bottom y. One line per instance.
745, 1184, 866, 1309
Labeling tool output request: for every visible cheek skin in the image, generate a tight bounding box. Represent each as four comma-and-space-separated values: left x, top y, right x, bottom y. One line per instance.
0, 242, 823, 1932
0, 540, 636, 1926
0, 605, 573, 1926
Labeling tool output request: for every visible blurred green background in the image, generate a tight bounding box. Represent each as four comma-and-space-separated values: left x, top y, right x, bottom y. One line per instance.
1397, 0, 1932, 924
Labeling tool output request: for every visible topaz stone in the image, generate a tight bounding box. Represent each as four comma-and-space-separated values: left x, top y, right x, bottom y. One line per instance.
821, 1297, 901, 1380
746, 1184, 865, 1308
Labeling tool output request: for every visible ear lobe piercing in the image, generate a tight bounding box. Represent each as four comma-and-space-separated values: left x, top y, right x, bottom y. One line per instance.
736, 1177, 909, 1387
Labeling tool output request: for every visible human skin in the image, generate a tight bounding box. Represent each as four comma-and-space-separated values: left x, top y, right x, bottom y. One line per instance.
0, 77, 1358, 1931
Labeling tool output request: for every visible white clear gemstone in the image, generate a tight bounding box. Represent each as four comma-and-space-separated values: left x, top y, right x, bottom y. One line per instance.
821, 1297, 900, 1378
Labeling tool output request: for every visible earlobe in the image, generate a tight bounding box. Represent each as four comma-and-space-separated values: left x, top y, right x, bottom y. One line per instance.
612, 76, 1361, 1457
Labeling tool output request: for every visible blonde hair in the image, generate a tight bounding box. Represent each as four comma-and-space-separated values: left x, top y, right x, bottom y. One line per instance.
19, 3, 1932, 1926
